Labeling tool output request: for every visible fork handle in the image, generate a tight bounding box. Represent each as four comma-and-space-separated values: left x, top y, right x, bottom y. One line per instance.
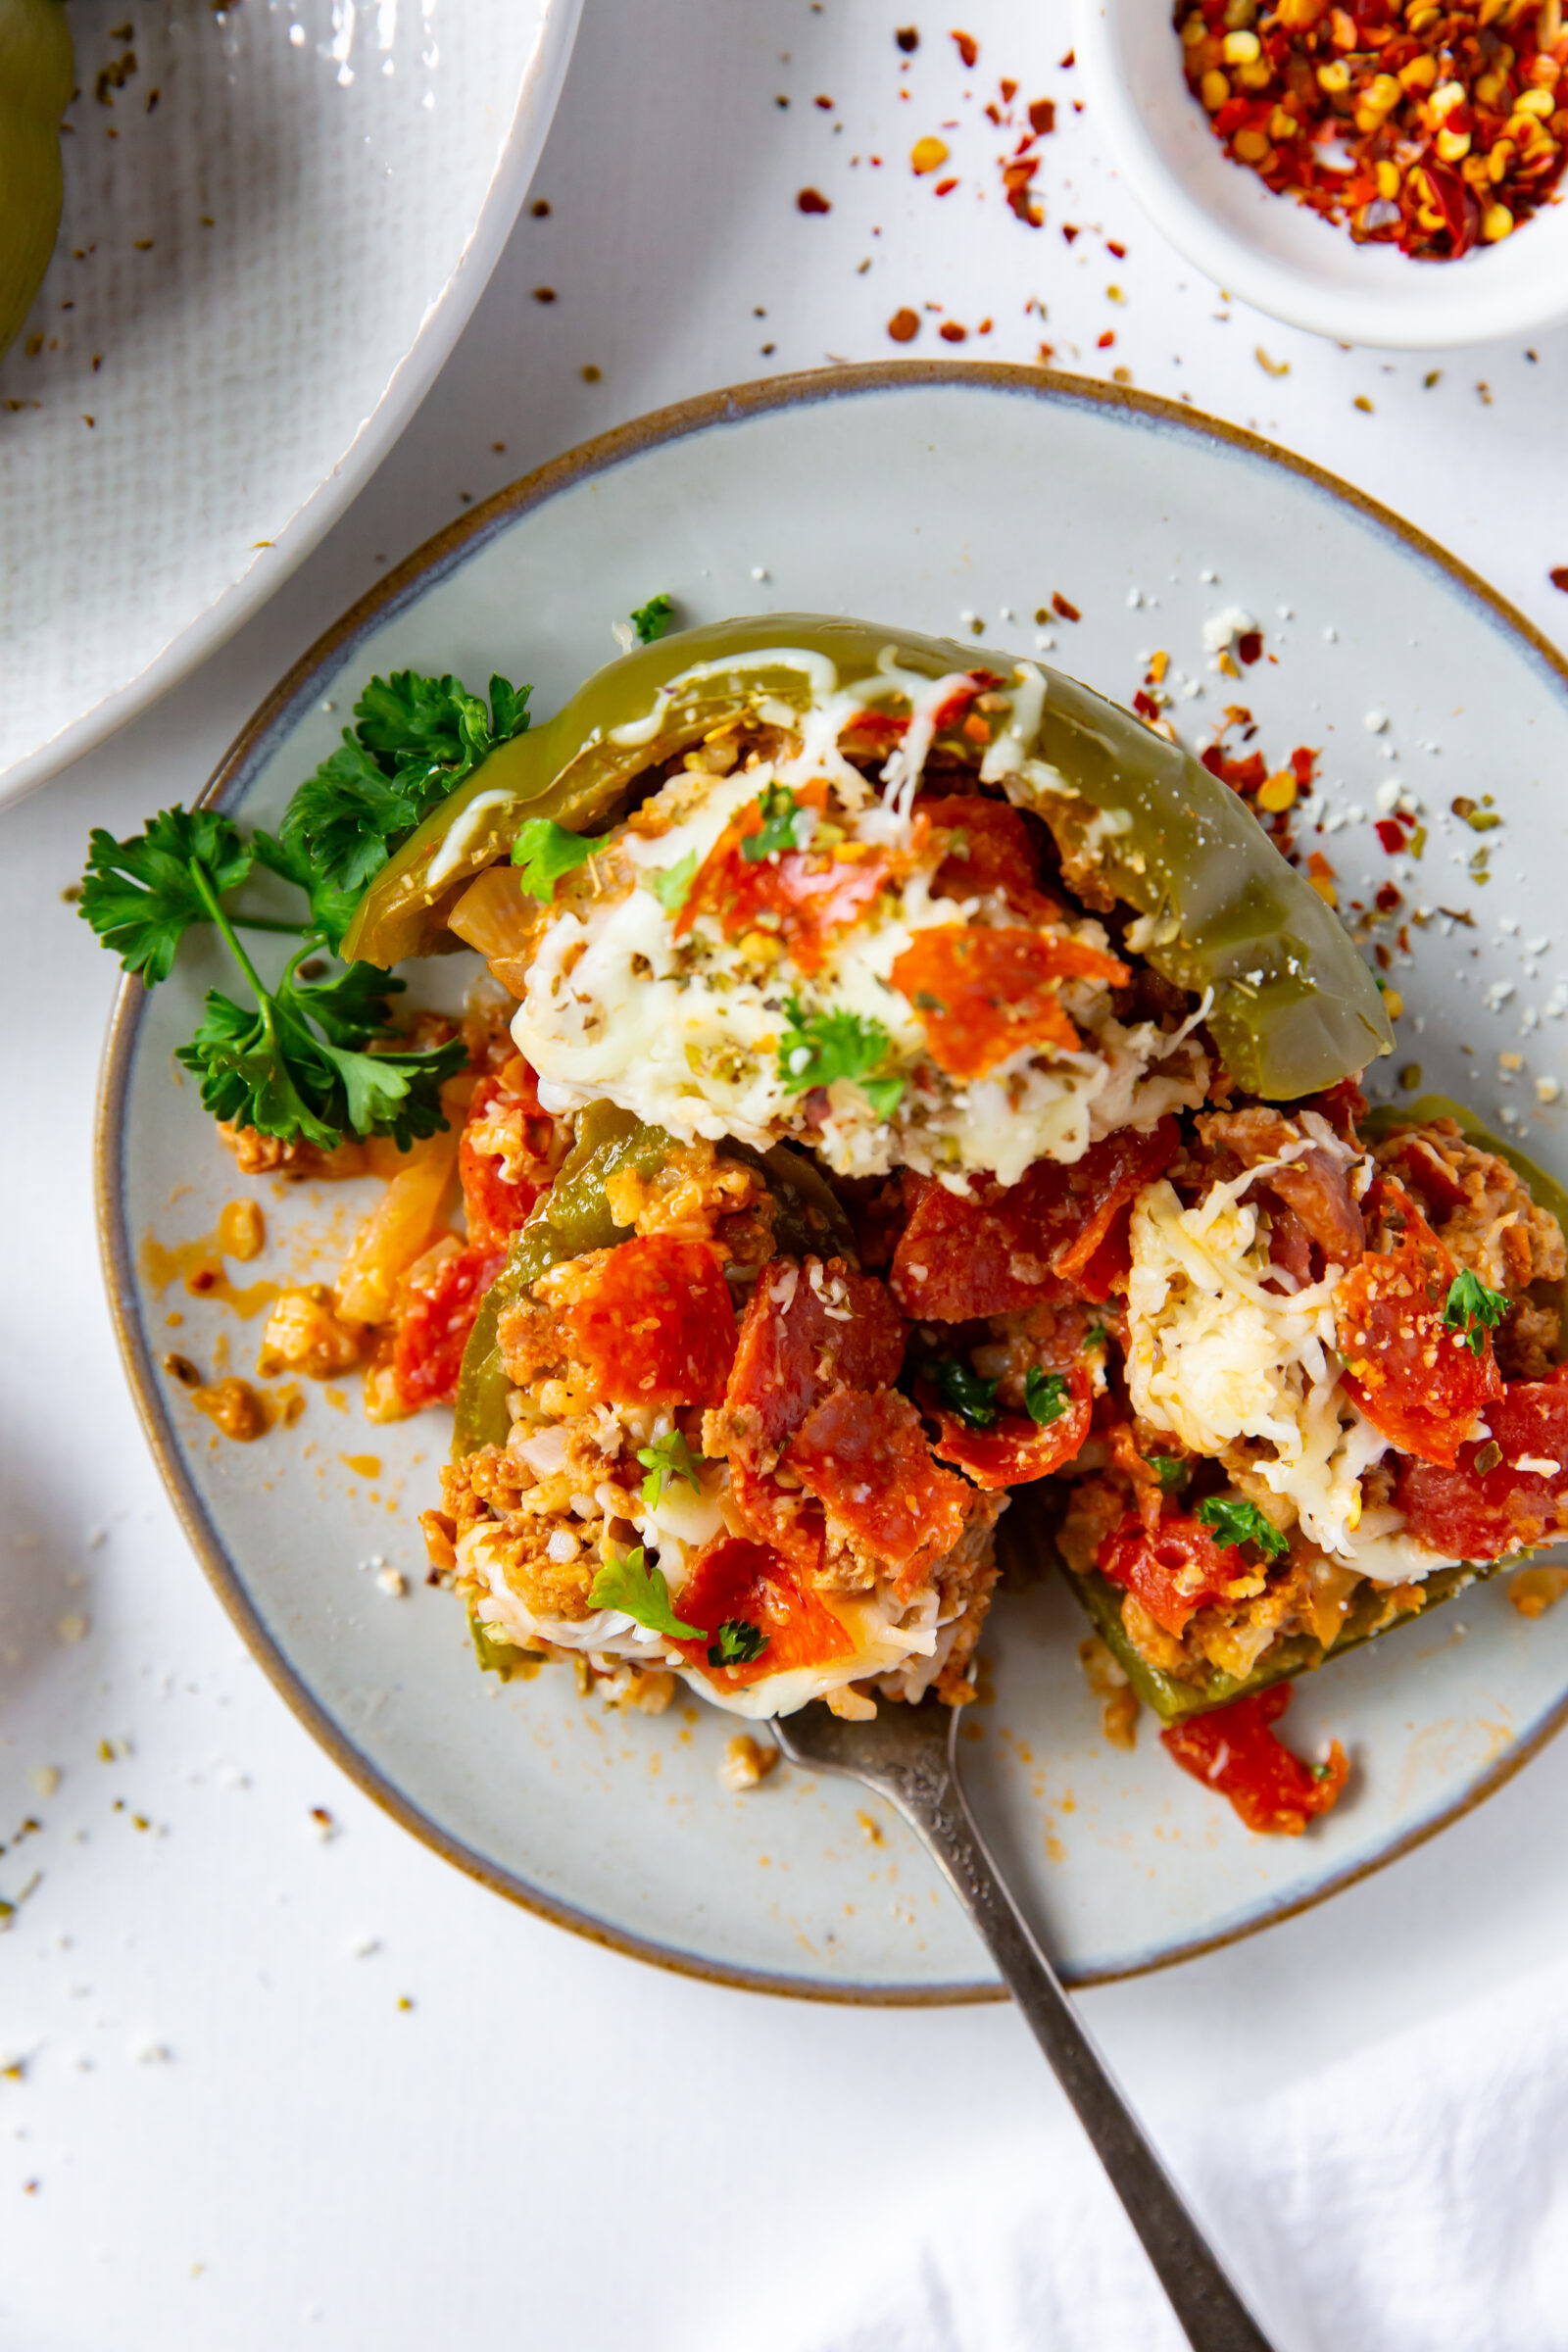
883, 1732, 1278, 2352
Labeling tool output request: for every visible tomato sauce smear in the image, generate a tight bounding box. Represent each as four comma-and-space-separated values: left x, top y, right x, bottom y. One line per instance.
891, 923, 1129, 1080
671, 1533, 856, 1692
1160, 1686, 1348, 1838
1335, 1177, 1501, 1466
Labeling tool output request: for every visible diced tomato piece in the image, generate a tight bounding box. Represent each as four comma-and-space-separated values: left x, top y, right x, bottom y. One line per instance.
392, 1243, 505, 1411
721, 1256, 906, 1461
673, 781, 890, 976
1335, 1177, 1501, 1467
891, 1119, 1181, 1318
891, 924, 1129, 1080
726, 1459, 826, 1575
1097, 1509, 1242, 1638
1160, 1686, 1348, 1837
922, 1366, 1092, 1488
910, 796, 1060, 924
670, 1533, 855, 1690
790, 1384, 975, 1590
1396, 1367, 1568, 1562
458, 1072, 554, 1250
562, 1237, 737, 1408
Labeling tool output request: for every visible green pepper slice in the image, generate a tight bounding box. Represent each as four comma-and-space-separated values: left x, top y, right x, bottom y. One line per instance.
1024, 1100, 1565, 1722
1, 0, 73, 365
452, 1102, 678, 1456
342, 612, 1391, 1103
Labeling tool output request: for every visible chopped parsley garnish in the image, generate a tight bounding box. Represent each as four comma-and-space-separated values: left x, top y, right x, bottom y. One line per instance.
281, 668, 530, 923
777, 998, 902, 1117
587, 1547, 702, 1640
630, 593, 675, 645
743, 781, 812, 862
925, 1355, 1001, 1429
1083, 1324, 1108, 1352
80, 803, 465, 1150
512, 817, 606, 902
1197, 1495, 1290, 1562
1444, 1267, 1509, 1355
642, 850, 698, 915
708, 1618, 768, 1669
636, 1430, 704, 1510
1150, 1455, 1191, 1494
1024, 1368, 1069, 1427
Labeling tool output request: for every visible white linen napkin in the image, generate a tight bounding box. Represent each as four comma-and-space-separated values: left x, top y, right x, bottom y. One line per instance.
727, 1951, 1568, 2352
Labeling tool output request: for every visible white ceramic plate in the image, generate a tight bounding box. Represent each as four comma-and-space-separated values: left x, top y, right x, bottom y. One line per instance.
0, 0, 581, 806
1076, 0, 1568, 349
98, 364, 1568, 2001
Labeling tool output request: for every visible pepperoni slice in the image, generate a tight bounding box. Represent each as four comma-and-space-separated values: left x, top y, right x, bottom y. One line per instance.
1160, 1686, 1349, 1837
721, 1257, 906, 1462
392, 1243, 505, 1411
561, 1237, 737, 1408
1335, 1176, 1501, 1467
891, 924, 1130, 1080
674, 781, 889, 976
790, 1384, 975, 1590
1097, 1509, 1241, 1639
890, 1119, 1181, 1318
910, 796, 1060, 924
921, 1365, 1093, 1489
670, 1533, 856, 1690
1396, 1367, 1568, 1562
727, 1460, 826, 1575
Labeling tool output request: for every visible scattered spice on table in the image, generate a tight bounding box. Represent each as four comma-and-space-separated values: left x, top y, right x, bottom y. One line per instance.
1178, 0, 1568, 258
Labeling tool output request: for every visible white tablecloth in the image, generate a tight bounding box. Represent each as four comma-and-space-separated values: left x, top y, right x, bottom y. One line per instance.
4, 2, 1566, 2344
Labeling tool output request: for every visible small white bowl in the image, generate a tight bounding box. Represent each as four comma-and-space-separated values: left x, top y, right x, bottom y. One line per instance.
1075, 0, 1568, 348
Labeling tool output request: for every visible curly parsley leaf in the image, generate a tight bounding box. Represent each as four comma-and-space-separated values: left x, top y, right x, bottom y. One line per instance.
1196, 1494, 1290, 1562
636, 1430, 704, 1511
176, 991, 341, 1152
1024, 1368, 1069, 1427
630, 594, 675, 645
281, 669, 531, 902
743, 782, 812, 863
925, 1355, 1001, 1429
250, 825, 367, 954
513, 818, 606, 902
587, 1547, 702, 1641
709, 1618, 768, 1669
642, 850, 698, 916
1149, 1455, 1190, 1494
777, 1000, 901, 1120
1444, 1267, 1509, 1355
80, 808, 254, 984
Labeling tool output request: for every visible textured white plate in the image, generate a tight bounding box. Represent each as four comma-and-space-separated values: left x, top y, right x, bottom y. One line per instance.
0, 0, 581, 805
99, 365, 1568, 2000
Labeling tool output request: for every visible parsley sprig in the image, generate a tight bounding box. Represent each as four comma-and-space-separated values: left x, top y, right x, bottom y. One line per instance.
924, 1355, 1001, 1429
1197, 1495, 1290, 1562
79, 664, 528, 1148
631, 594, 675, 645
1444, 1267, 1509, 1355
588, 1547, 702, 1641
513, 817, 606, 903
709, 1618, 768, 1669
777, 998, 905, 1118
743, 782, 812, 863
1024, 1368, 1069, 1427
636, 1430, 704, 1510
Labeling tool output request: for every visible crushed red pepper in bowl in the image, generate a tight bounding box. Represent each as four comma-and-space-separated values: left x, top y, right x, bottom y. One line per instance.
1178, 0, 1568, 258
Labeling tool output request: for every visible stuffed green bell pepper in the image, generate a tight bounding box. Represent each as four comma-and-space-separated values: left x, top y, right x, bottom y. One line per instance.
1, 0, 73, 365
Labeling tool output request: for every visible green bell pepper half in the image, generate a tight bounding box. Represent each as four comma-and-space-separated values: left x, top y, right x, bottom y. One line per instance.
341, 612, 1392, 1104
0, 0, 72, 365
1031, 1099, 1565, 1723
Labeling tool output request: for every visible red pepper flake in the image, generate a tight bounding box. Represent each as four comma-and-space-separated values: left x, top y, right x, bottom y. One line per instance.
888, 307, 920, 342
1029, 97, 1055, 134
814, 94, 834, 109
797, 187, 832, 214
896, 24, 919, 51
1106, 238, 1126, 258
531, 286, 557, 303
934, 175, 958, 194
1551, 567, 1568, 593
952, 28, 978, 67
1133, 689, 1161, 721
977, 316, 993, 332
1001, 77, 1017, 100
939, 319, 968, 342
1062, 222, 1079, 243
1052, 590, 1081, 622
1375, 818, 1407, 857
1236, 629, 1263, 666
1375, 881, 1404, 914
1097, 328, 1115, 348
1058, 47, 1075, 67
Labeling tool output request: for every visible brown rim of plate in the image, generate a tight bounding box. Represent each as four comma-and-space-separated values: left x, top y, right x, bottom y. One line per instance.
94, 358, 1568, 2006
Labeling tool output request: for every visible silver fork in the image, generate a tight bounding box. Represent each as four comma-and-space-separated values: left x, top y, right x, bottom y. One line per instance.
771, 1698, 1277, 2352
